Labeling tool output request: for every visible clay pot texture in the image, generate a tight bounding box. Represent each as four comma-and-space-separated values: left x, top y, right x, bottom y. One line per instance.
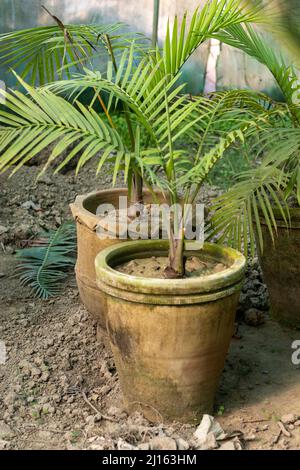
70, 189, 166, 330
95, 240, 246, 423
258, 207, 300, 328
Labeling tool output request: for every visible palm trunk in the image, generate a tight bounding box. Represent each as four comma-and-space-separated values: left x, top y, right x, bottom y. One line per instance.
164, 221, 185, 279
132, 171, 144, 205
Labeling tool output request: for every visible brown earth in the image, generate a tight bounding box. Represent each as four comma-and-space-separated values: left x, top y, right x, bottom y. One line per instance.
117, 255, 226, 278
0, 163, 300, 450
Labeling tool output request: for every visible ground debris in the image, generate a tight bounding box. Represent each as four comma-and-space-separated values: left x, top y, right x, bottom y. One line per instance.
1, 162, 299, 451
277, 421, 291, 438
150, 436, 177, 451
280, 414, 298, 425
244, 308, 265, 327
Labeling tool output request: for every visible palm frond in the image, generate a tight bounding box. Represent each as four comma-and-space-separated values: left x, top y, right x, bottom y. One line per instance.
208, 166, 291, 257
153, 0, 272, 82
15, 222, 76, 299
45, 51, 188, 149
250, 124, 300, 204
0, 20, 147, 86
172, 90, 271, 186
211, 24, 300, 123
0, 75, 131, 176
211, 23, 300, 209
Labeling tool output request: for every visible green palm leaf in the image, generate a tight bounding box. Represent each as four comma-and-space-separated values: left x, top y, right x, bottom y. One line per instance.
0, 19, 147, 86
0, 75, 130, 176
16, 222, 76, 299
154, 0, 270, 82
0, 23, 116, 83
208, 166, 290, 257
211, 24, 300, 123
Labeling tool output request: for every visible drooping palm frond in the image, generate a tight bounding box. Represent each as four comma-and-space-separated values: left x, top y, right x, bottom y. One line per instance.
205, 19, 300, 256
0, 71, 173, 190
211, 24, 300, 123
16, 222, 76, 299
0, 22, 118, 84
208, 165, 290, 257
206, 106, 300, 258
248, 124, 300, 204
0, 76, 131, 177
0, 18, 148, 86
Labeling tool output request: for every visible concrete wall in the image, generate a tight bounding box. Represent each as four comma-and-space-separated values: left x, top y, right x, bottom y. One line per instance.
0, 0, 277, 95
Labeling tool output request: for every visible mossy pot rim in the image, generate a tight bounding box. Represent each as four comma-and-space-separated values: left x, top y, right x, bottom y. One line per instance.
95, 240, 246, 303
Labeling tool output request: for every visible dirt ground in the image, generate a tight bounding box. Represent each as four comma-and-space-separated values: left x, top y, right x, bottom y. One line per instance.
0, 163, 300, 450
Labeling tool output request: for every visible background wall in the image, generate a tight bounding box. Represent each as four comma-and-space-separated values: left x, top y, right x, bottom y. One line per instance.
0, 0, 278, 95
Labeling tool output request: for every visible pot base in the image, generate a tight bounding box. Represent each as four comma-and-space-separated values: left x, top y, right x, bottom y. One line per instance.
76, 273, 107, 331
107, 294, 239, 423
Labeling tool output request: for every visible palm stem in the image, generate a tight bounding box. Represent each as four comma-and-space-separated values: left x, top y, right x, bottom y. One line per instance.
165, 226, 185, 278
162, 86, 185, 278
105, 34, 143, 204
152, 0, 160, 48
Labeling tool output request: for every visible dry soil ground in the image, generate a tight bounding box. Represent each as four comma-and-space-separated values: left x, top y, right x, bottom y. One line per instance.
0, 163, 300, 450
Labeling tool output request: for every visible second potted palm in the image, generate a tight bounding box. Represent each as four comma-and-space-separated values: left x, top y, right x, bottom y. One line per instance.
209, 24, 300, 327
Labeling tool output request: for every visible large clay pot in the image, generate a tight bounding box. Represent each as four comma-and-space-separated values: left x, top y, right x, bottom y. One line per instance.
95, 240, 245, 423
70, 189, 165, 331
258, 207, 300, 328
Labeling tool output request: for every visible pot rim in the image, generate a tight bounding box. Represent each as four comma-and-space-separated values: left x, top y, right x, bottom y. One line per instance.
70, 188, 167, 232
72, 188, 130, 221
95, 240, 246, 303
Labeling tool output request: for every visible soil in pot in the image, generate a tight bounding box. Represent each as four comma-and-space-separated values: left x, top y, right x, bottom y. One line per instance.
117, 255, 227, 278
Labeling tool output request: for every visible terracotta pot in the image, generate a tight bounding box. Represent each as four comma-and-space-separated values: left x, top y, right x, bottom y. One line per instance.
258, 207, 300, 328
95, 240, 245, 423
70, 189, 166, 331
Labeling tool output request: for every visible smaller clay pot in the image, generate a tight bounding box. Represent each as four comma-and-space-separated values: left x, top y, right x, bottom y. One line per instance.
95, 240, 245, 423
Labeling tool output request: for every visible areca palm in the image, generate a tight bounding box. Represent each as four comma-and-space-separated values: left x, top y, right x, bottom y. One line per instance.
0, 74, 269, 276
0, 1, 276, 277
208, 24, 300, 255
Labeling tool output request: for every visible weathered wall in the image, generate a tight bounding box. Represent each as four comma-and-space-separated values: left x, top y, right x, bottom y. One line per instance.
0, 0, 277, 95
217, 43, 278, 97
